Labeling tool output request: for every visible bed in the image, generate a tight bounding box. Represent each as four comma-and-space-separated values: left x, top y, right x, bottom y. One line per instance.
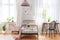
21, 20, 38, 39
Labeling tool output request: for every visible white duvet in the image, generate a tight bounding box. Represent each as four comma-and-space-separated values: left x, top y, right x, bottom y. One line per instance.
0, 36, 15, 40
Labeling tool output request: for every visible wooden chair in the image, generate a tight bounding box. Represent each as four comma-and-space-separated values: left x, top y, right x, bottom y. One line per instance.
46, 21, 57, 36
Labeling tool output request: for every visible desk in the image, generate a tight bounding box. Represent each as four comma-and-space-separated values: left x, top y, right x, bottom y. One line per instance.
42, 22, 59, 34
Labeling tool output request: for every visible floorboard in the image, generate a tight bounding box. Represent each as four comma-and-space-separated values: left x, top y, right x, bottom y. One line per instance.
21, 34, 60, 40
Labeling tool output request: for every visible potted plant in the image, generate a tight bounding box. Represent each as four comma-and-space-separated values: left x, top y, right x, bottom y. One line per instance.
11, 17, 14, 22
48, 16, 52, 22
2, 24, 6, 34
7, 17, 14, 22
7, 17, 11, 22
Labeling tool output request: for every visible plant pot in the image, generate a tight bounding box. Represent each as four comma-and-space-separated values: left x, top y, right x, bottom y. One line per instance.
2, 31, 6, 34
48, 20, 50, 22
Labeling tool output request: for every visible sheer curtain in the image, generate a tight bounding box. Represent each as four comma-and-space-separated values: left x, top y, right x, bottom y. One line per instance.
0, 0, 17, 23
34, 0, 43, 25
45, 0, 59, 21
35, 0, 59, 25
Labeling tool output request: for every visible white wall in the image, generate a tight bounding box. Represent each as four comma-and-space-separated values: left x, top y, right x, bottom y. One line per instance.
58, 0, 60, 22
16, 0, 36, 27
16, 0, 22, 27
21, 0, 35, 20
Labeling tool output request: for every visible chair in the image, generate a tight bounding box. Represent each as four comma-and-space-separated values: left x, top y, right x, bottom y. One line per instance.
46, 21, 57, 36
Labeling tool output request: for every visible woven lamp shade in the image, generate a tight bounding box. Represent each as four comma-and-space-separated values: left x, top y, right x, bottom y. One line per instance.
21, 0, 30, 6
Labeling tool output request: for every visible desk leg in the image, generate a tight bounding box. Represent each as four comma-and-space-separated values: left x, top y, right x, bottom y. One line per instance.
57, 25, 59, 34
56, 24, 59, 34
42, 24, 45, 34
37, 34, 38, 40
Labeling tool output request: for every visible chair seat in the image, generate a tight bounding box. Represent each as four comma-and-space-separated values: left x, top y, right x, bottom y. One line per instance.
49, 28, 55, 30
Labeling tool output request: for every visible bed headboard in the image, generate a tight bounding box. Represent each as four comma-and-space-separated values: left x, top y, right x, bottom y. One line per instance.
21, 20, 35, 26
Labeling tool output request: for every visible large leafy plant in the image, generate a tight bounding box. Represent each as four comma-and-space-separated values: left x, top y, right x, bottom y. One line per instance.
42, 8, 47, 21
7, 17, 14, 22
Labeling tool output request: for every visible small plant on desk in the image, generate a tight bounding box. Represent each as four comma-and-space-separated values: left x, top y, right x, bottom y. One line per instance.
11, 17, 14, 22
48, 16, 52, 22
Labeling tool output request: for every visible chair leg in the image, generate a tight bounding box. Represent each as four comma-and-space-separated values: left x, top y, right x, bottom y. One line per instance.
54, 30, 56, 37
49, 31, 50, 37
57, 29, 59, 34
51, 31, 52, 37
49, 31, 52, 37
47, 30, 53, 37
56, 30, 57, 34
56, 24, 59, 34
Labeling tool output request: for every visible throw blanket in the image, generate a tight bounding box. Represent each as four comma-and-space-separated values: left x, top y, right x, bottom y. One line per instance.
0, 36, 15, 40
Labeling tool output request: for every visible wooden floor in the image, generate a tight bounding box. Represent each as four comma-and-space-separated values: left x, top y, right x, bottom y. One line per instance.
21, 34, 60, 40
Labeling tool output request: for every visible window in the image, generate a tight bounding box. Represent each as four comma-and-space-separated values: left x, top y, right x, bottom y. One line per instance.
0, 0, 17, 23
45, 0, 58, 21
34, 0, 59, 25
35, 0, 58, 23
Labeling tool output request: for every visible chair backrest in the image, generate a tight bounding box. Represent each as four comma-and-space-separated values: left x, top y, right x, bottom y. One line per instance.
50, 21, 56, 28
